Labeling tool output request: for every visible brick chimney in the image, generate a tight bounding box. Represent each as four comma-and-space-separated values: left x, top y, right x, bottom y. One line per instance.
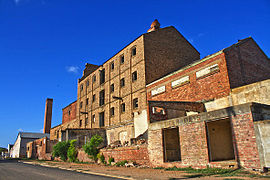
147, 19, 160, 32
43, 98, 53, 134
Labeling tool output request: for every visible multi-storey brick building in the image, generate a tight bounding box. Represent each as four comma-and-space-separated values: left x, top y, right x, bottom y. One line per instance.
72, 20, 200, 144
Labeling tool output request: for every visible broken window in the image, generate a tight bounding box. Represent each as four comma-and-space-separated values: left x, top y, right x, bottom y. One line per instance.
132, 47, 136, 56
110, 107, 115, 116
132, 71, 137, 82
86, 98, 89, 105
99, 69, 105, 85
162, 127, 181, 162
92, 94, 96, 102
133, 98, 138, 109
92, 74, 96, 83
152, 106, 166, 115
99, 112, 105, 127
86, 80, 89, 87
79, 120, 82, 127
80, 84, 83, 91
120, 78, 125, 87
92, 114, 95, 123
111, 62, 114, 70
80, 101, 83, 109
85, 117, 88, 125
206, 119, 235, 161
121, 103, 125, 113
120, 55, 124, 64
99, 90, 105, 106
110, 84, 114, 93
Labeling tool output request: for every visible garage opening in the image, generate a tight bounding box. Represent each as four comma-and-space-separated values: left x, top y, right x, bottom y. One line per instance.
206, 119, 235, 161
162, 127, 181, 162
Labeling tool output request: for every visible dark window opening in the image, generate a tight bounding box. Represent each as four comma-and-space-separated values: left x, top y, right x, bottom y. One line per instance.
132, 47, 136, 56
111, 62, 114, 70
86, 80, 89, 87
99, 90, 105, 106
100, 69, 105, 85
120, 78, 125, 87
120, 55, 124, 64
79, 120, 82, 127
132, 71, 137, 82
162, 127, 181, 162
121, 103, 126, 113
99, 112, 105, 127
92, 94, 96, 102
206, 119, 235, 162
110, 84, 114, 93
110, 107, 115, 116
133, 98, 138, 109
85, 117, 88, 125
80, 84, 83, 91
80, 102, 83, 109
92, 75, 96, 83
68, 110, 71, 115
92, 114, 95, 123
86, 98, 89, 105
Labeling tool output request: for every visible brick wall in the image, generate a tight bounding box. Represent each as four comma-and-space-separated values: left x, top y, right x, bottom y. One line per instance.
225, 38, 270, 89
148, 103, 264, 170
147, 52, 231, 102
100, 145, 149, 165
62, 101, 77, 125
231, 113, 261, 169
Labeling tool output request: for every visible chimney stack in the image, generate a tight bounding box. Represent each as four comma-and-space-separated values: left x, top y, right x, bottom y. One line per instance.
147, 19, 160, 32
43, 98, 53, 134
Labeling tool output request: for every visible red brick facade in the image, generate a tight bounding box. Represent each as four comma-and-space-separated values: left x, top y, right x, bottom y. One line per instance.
147, 52, 231, 103
62, 100, 77, 125
147, 103, 265, 170
100, 145, 149, 165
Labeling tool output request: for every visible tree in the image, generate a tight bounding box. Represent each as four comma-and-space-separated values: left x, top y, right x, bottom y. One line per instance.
52, 141, 70, 161
83, 134, 103, 162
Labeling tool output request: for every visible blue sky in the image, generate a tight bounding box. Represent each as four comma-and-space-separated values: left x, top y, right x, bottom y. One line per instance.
0, 0, 269, 148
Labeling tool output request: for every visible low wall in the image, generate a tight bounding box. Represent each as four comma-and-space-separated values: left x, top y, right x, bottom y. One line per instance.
100, 145, 149, 165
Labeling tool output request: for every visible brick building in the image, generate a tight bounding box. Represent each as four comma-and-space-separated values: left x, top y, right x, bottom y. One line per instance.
147, 37, 270, 108
51, 20, 200, 144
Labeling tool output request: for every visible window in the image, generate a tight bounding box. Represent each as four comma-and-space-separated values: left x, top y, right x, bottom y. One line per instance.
111, 62, 114, 70
85, 117, 88, 125
79, 120, 82, 127
99, 90, 105, 106
132, 71, 137, 82
68, 110, 71, 115
80, 101, 83, 109
132, 47, 136, 56
121, 103, 126, 113
163, 127, 181, 162
110, 107, 115, 116
99, 112, 105, 127
92, 75, 96, 83
92, 114, 95, 123
80, 84, 83, 91
120, 55, 124, 64
110, 84, 114, 93
100, 69, 105, 85
86, 98, 89, 105
92, 94, 96, 102
133, 98, 138, 109
86, 80, 89, 87
120, 78, 125, 87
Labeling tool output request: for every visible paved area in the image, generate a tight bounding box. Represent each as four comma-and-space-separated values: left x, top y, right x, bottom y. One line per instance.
0, 159, 120, 180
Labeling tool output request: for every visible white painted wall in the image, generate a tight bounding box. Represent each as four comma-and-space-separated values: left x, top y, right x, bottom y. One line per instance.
134, 109, 148, 138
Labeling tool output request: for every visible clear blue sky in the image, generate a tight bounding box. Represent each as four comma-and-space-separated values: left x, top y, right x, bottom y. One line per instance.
0, 0, 269, 148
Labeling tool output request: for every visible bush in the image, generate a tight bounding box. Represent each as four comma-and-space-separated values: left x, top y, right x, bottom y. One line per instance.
108, 156, 115, 165
52, 141, 70, 161
67, 140, 77, 162
97, 153, 106, 164
83, 134, 103, 162
115, 160, 128, 167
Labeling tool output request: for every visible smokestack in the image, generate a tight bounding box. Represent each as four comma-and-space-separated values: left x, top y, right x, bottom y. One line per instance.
43, 98, 53, 134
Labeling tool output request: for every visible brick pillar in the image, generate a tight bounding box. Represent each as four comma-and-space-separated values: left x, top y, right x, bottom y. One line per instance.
43, 98, 53, 134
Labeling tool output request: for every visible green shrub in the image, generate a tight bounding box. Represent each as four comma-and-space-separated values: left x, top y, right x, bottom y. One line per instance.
97, 153, 106, 164
52, 141, 70, 161
115, 160, 128, 167
67, 140, 77, 162
108, 156, 115, 165
83, 134, 103, 162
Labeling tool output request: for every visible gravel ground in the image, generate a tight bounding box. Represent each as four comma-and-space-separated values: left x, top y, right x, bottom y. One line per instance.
21, 160, 270, 180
